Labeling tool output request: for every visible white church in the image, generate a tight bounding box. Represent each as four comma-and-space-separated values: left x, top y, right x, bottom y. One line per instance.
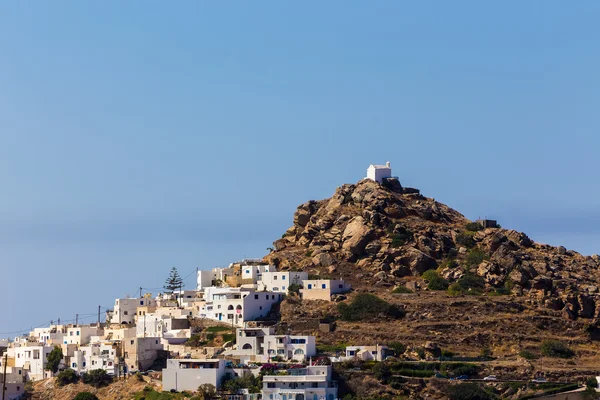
366, 161, 392, 183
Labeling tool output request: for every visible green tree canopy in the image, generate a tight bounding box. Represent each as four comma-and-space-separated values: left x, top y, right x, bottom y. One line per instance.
74, 392, 99, 400
164, 267, 183, 293
45, 345, 63, 374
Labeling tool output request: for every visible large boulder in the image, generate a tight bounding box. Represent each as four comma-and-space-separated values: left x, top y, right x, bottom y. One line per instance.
397, 248, 437, 274
312, 252, 335, 267
342, 216, 374, 256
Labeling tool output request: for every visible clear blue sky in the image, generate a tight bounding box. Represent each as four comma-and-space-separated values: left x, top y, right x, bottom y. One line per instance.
1, 2, 599, 334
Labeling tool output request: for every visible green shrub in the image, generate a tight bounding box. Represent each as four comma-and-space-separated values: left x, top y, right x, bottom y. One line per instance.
288, 283, 302, 295
540, 340, 574, 358
135, 372, 144, 382
337, 294, 404, 322
422, 270, 449, 291
205, 326, 231, 333
456, 232, 475, 248
586, 377, 598, 389
74, 393, 99, 400
390, 227, 413, 247
56, 369, 79, 386
222, 333, 235, 343
392, 286, 413, 294
415, 348, 426, 359
389, 342, 406, 356
465, 248, 488, 267
465, 222, 483, 232
441, 350, 454, 357
305, 250, 313, 257
519, 350, 538, 360
186, 334, 208, 347
446, 383, 493, 400
448, 283, 465, 296
317, 342, 348, 353
373, 362, 392, 382
441, 258, 459, 269
82, 369, 112, 388
445, 363, 480, 377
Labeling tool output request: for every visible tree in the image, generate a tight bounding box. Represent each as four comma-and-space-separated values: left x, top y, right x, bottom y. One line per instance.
56, 369, 79, 386
197, 383, 217, 399
82, 369, 113, 388
164, 267, 183, 293
74, 392, 99, 400
45, 346, 63, 374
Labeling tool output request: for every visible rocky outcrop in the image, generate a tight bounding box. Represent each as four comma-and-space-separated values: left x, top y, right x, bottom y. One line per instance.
265, 178, 600, 320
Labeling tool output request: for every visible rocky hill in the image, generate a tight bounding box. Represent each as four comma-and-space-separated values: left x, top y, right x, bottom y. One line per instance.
266, 178, 600, 320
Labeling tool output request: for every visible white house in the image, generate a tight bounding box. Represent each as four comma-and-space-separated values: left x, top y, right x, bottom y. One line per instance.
344, 345, 392, 362
300, 280, 351, 301
29, 325, 68, 345
136, 314, 191, 345
241, 264, 276, 284
225, 327, 316, 363
261, 365, 337, 400
124, 337, 165, 372
112, 297, 157, 325
71, 342, 118, 375
366, 162, 392, 183
0, 362, 25, 400
8, 342, 56, 381
162, 359, 226, 392
258, 271, 308, 293
200, 287, 282, 327
63, 325, 104, 346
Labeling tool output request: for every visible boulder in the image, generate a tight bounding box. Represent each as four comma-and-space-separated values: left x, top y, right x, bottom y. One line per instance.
424, 342, 442, 358
397, 248, 438, 274
342, 216, 374, 256
312, 253, 335, 267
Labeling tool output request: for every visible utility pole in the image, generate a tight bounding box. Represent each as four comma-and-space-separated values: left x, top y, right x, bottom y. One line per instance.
97, 305, 101, 326
139, 287, 142, 299
2, 352, 8, 400
75, 314, 78, 326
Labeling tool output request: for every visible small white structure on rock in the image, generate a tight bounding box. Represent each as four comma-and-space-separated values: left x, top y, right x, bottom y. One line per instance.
367, 162, 392, 183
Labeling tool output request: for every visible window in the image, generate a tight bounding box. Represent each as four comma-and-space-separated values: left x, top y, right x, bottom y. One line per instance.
322, 284, 326, 289
274, 276, 277, 280
76, 331, 80, 336
371, 351, 377, 355
267, 383, 276, 388
259, 306, 263, 310
156, 340, 159, 345
70, 332, 73, 336
277, 349, 285, 355
312, 382, 318, 388
294, 349, 305, 355
130, 340, 134, 345
339, 284, 344, 289
282, 275, 286, 280
83, 362, 86, 367
140, 300, 144, 305
228, 314, 234, 319
228, 305, 234, 310
254, 294, 258, 299
72, 363, 77, 368
290, 382, 298, 389
124, 311, 128, 315
217, 305, 221, 309
282, 286, 286, 291
308, 284, 312, 289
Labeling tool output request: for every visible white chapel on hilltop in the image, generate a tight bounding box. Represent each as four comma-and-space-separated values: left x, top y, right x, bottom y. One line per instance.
366, 162, 392, 183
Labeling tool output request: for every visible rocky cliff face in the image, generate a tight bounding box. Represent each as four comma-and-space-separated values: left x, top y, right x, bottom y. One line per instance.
265, 178, 600, 321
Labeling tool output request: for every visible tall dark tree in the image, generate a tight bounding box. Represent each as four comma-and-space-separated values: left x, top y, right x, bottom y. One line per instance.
45, 345, 63, 374
164, 267, 183, 293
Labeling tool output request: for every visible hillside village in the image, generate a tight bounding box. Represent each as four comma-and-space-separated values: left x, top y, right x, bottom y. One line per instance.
2, 164, 600, 400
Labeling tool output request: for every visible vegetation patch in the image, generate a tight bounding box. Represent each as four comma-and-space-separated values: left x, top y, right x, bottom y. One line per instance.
456, 232, 476, 248
445, 382, 494, 400
82, 369, 113, 388
337, 293, 404, 321
465, 222, 483, 232
74, 393, 99, 400
392, 286, 413, 294
540, 340, 575, 358
448, 273, 485, 296
422, 270, 449, 291
56, 369, 79, 386
465, 248, 488, 268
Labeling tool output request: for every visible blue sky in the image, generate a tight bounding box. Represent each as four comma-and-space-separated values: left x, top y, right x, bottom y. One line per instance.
1, 2, 599, 334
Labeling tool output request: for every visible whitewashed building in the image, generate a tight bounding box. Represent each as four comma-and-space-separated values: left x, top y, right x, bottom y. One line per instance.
366, 162, 392, 183
300, 280, 351, 301
344, 345, 392, 362
63, 325, 104, 346
7, 342, 56, 381
136, 314, 191, 345
261, 365, 337, 400
71, 342, 118, 375
226, 327, 316, 363
0, 362, 25, 399
162, 359, 226, 392
241, 264, 275, 284
111, 297, 157, 325
258, 271, 308, 293
199, 287, 282, 327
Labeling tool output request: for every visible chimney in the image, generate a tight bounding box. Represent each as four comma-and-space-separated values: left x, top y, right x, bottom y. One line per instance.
386, 161, 391, 168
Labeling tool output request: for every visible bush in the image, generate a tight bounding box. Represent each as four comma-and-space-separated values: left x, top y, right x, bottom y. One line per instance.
446, 383, 493, 400
441, 258, 459, 269
135, 372, 144, 382
449, 273, 486, 296
186, 334, 208, 347
288, 283, 302, 295
465, 222, 483, 232
586, 377, 598, 389
389, 342, 406, 356
456, 232, 476, 248
56, 369, 79, 386
422, 270, 449, 291
465, 248, 488, 267
519, 350, 538, 360
441, 350, 454, 357
540, 340, 574, 358
373, 362, 391, 382
82, 369, 112, 388
197, 383, 217, 399
337, 294, 404, 322
390, 227, 413, 247
74, 393, 99, 400
205, 326, 230, 333
392, 286, 413, 294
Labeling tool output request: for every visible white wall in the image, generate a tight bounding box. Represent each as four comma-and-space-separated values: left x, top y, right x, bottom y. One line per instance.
366, 164, 392, 183
162, 359, 225, 391
259, 272, 308, 293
